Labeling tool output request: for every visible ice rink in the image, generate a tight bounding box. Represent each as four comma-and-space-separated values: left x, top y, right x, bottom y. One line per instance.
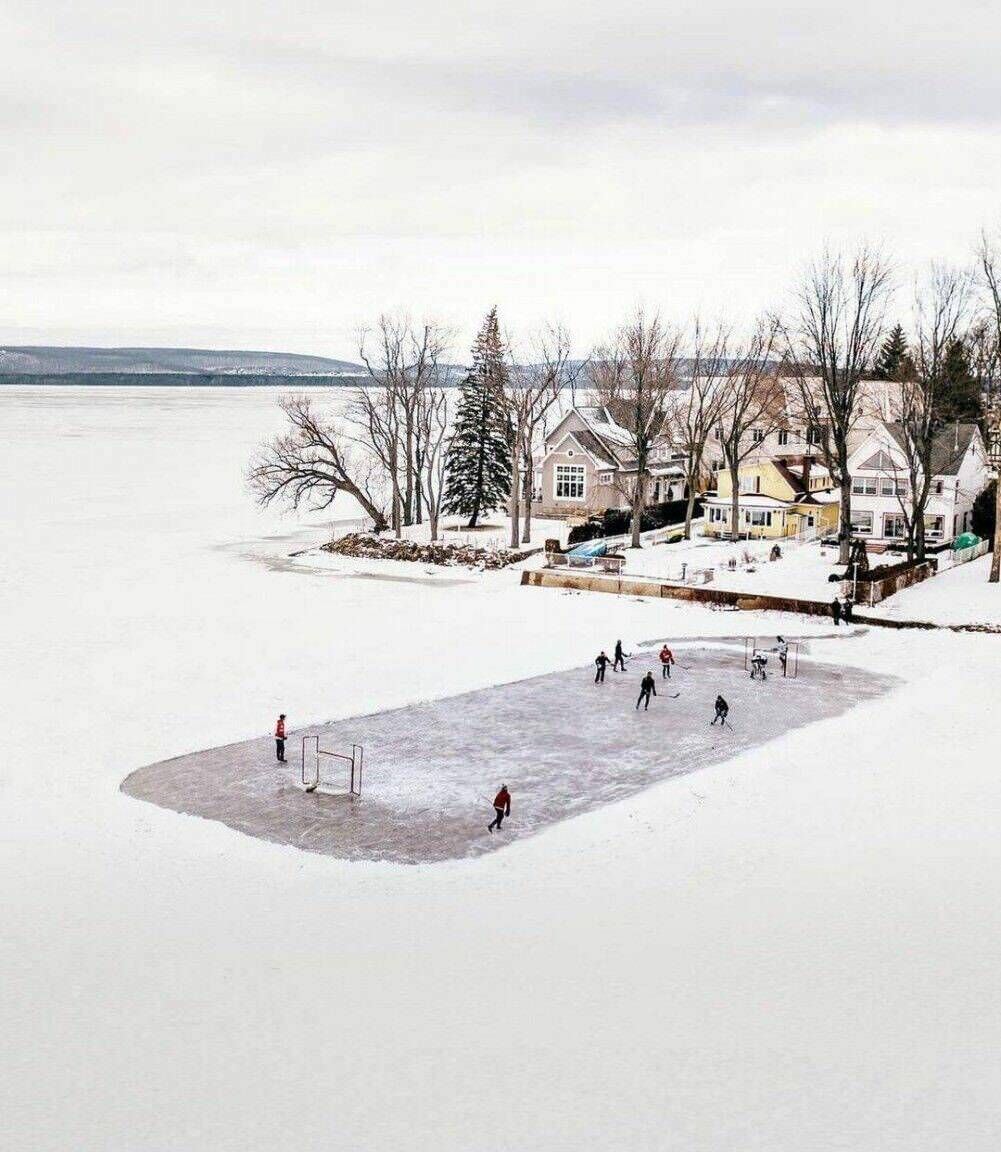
122, 637, 897, 863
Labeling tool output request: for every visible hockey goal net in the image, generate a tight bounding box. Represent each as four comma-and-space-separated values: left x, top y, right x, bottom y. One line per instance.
743, 636, 799, 679
300, 735, 363, 796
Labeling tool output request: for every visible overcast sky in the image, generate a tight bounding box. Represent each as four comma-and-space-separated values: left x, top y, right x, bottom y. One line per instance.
2, 0, 1000, 360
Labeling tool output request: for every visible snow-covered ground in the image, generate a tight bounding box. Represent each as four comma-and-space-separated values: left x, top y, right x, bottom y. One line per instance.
870, 554, 1001, 626
4, 386, 1001, 1150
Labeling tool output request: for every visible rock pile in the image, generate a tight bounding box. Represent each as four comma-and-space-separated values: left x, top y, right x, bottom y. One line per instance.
322, 532, 523, 570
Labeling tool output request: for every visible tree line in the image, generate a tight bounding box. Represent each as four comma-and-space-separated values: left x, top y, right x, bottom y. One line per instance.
248, 240, 1001, 579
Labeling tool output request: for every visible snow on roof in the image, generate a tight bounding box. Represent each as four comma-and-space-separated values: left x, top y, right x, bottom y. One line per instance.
884, 422, 979, 477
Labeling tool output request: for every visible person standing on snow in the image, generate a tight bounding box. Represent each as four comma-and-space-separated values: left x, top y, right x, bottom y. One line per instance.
712, 695, 729, 726
775, 636, 789, 676
595, 650, 610, 683
843, 597, 854, 624
636, 671, 657, 711
831, 597, 842, 626
487, 785, 511, 832
659, 644, 675, 679
614, 640, 627, 672
275, 713, 287, 762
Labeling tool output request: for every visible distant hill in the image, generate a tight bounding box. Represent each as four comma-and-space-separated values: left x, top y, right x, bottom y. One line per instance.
0, 345, 366, 377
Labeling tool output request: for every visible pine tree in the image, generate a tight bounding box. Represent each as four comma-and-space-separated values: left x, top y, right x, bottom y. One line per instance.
937, 337, 984, 425
443, 307, 512, 527
874, 323, 911, 380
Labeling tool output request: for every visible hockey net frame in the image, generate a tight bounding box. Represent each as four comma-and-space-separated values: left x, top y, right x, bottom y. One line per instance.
743, 636, 799, 679
300, 734, 363, 796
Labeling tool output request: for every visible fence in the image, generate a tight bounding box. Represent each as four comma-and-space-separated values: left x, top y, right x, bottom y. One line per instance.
937, 537, 990, 572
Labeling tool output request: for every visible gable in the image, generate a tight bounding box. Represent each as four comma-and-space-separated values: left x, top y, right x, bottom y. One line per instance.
546, 432, 616, 470
857, 449, 899, 472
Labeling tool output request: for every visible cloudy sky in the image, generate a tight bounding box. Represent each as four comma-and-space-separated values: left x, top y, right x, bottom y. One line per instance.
2, 0, 1000, 359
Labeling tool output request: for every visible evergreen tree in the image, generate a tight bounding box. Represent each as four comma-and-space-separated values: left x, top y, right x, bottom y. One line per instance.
443, 307, 512, 527
873, 323, 911, 380
937, 337, 984, 425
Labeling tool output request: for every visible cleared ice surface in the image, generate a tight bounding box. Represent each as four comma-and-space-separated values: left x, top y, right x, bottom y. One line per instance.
122, 639, 898, 863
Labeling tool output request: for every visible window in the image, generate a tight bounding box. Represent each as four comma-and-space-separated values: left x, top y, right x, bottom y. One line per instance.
597, 472, 613, 486
777, 429, 790, 446
653, 481, 661, 502
713, 426, 722, 441
751, 429, 765, 444
850, 511, 873, 534
807, 426, 823, 446
883, 513, 908, 539
709, 506, 729, 523
746, 510, 773, 527
554, 464, 585, 500
852, 477, 877, 496
924, 515, 945, 539
931, 479, 944, 496
880, 477, 907, 498
739, 475, 760, 494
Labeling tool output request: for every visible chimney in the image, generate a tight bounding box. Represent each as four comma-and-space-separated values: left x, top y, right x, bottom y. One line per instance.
801, 454, 812, 490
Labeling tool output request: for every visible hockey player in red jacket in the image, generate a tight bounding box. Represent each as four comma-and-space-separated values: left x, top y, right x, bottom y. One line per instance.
275, 714, 286, 763
487, 785, 511, 832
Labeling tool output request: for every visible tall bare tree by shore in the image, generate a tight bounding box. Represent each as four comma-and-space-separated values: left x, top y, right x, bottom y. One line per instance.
715, 321, 785, 542
663, 317, 732, 539
784, 246, 894, 564
248, 394, 388, 531
354, 315, 451, 535
505, 324, 583, 547
590, 310, 682, 548
889, 265, 972, 561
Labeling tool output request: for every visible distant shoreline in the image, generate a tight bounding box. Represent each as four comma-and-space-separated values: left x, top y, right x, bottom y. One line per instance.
0, 373, 369, 387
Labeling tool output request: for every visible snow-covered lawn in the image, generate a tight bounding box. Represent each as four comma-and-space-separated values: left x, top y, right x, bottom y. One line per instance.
870, 553, 1001, 626
4, 386, 1001, 1151
604, 530, 845, 601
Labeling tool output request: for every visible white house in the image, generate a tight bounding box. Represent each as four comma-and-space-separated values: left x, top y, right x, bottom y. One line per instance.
845, 421, 990, 547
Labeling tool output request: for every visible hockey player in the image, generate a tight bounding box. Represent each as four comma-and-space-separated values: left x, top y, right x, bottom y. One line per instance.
487, 785, 511, 832
275, 713, 286, 762
711, 695, 729, 725
659, 643, 675, 679
595, 650, 610, 683
831, 597, 842, 626
614, 640, 627, 672
775, 636, 789, 676
636, 671, 657, 711
750, 652, 768, 680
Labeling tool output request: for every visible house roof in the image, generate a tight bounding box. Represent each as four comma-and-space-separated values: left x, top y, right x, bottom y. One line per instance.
884, 422, 979, 477
563, 428, 619, 469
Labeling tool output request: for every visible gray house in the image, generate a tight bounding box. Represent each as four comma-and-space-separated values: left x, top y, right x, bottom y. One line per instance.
531, 406, 686, 521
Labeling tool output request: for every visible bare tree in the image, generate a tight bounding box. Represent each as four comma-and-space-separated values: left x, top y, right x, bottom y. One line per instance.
415, 386, 451, 540
716, 320, 785, 542
888, 265, 972, 560
979, 233, 1001, 582
663, 317, 733, 539
504, 324, 584, 547
248, 394, 388, 531
590, 310, 682, 548
355, 315, 451, 535
784, 246, 894, 563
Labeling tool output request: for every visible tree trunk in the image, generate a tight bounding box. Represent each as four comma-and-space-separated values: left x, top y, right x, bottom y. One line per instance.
992, 478, 1001, 583
914, 515, 926, 563
838, 459, 851, 564
729, 462, 740, 542
630, 474, 645, 549
683, 475, 697, 539
521, 458, 532, 544
509, 441, 521, 549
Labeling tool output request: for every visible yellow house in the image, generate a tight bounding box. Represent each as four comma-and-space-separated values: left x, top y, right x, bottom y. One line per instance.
704, 456, 840, 540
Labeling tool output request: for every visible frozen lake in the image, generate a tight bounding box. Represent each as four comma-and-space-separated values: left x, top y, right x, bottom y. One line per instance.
4, 386, 1001, 1152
